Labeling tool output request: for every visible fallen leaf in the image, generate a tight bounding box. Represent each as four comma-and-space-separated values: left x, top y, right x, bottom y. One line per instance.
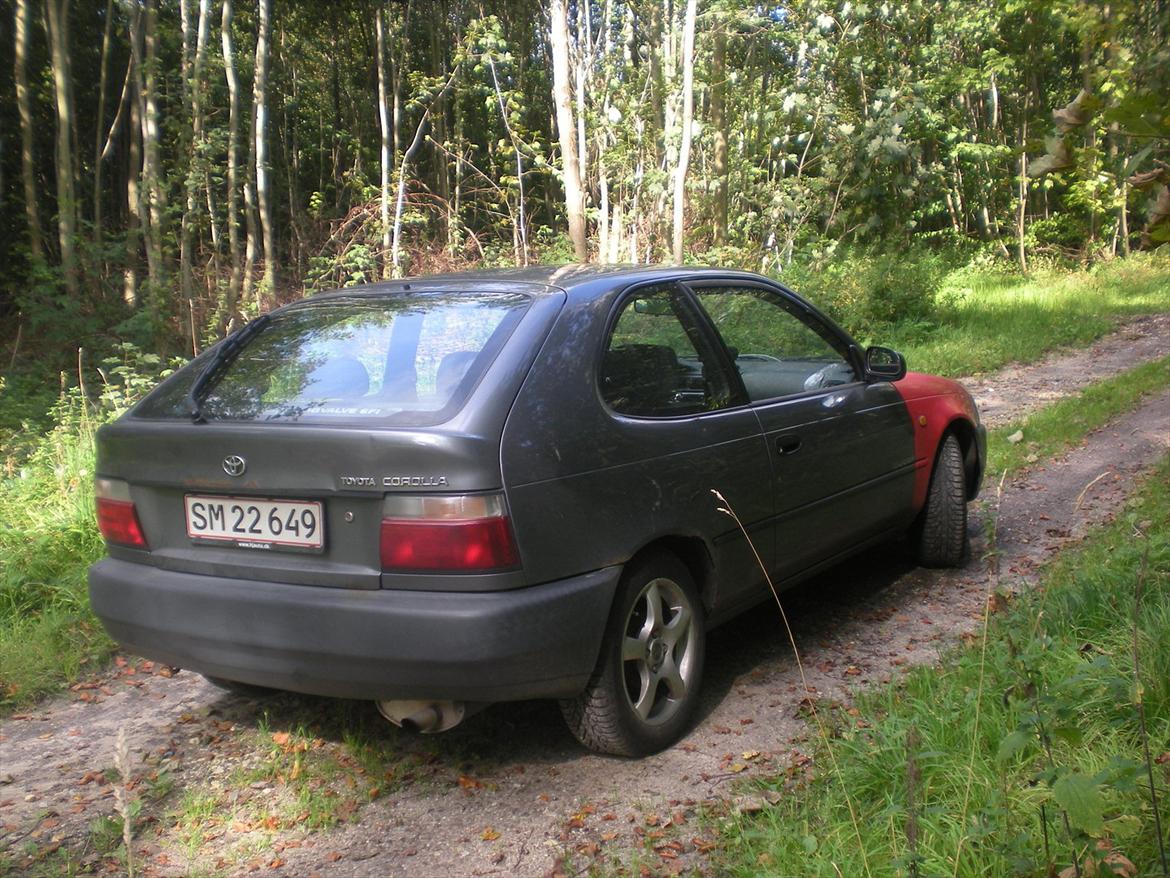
480, 827, 501, 842
457, 774, 483, 790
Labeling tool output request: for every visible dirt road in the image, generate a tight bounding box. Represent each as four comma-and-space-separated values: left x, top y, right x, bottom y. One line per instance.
2, 316, 1167, 878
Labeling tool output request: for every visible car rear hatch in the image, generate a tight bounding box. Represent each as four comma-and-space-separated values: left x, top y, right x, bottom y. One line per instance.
96, 287, 563, 590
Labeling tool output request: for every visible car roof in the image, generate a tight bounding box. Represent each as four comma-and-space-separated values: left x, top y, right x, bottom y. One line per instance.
304, 264, 777, 306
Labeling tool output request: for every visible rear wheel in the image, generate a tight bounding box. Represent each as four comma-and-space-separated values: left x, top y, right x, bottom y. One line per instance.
916, 433, 969, 567
560, 551, 705, 757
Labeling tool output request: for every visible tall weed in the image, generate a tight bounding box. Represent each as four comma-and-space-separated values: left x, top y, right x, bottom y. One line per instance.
0, 345, 174, 706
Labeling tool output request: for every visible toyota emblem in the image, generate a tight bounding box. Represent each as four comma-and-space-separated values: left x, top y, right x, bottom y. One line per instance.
222, 455, 247, 477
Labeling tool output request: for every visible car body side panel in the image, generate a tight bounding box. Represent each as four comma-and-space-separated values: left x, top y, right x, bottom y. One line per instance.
750, 381, 916, 579
500, 290, 775, 613
893, 372, 984, 510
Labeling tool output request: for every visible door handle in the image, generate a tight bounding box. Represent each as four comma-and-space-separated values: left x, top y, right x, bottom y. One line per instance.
776, 434, 802, 455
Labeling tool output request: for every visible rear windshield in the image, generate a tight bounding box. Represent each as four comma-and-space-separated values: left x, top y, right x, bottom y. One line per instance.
133, 292, 530, 425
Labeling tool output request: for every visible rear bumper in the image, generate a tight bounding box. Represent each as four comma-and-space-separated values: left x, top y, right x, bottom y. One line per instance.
88, 558, 620, 702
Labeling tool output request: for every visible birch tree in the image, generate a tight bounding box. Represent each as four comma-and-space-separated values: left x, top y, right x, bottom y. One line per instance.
376, 5, 392, 279
220, 0, 242, 320
254, 0, 275, 296
549, 0, 587, 261
671, 0, 697, 264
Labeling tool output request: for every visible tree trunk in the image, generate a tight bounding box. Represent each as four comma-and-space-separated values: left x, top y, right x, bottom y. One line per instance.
93, 0, 116, 252
710, 26, 728, 247
182, 0, 213, 318
254, 0, 275, 297
671, 0, 697, 264
142, 0, 167, 311
125, 88, 142, 308
1016, 95, 1029, 273
376, 5, 392, 278
487, 52, 528, 264
220, 0, 242, 324
124, 5, 143, 308
391, 66, 461, 277
14, 0, 43, 266
549, 0, 587, 260
45, 0, 79, 296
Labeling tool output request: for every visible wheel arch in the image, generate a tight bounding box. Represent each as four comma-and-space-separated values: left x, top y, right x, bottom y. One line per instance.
944, 417, 983, 500
622, 534, 716, 613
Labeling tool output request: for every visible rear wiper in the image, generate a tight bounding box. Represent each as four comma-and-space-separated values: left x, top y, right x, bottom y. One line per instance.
187, 313, 272, 423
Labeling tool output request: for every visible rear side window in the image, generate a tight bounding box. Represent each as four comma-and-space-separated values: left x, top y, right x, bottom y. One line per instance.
600, 286, 733, 417
134, 292, 529, 425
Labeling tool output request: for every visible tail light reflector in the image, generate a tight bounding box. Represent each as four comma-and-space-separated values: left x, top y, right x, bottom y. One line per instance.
95, 477, 148, 549
380, 493, 519, 572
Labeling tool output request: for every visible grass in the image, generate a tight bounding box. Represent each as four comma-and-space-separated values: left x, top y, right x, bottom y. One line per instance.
711, 456, 1170, 877
877, 253, 1170, 377
0, 394, 113, 707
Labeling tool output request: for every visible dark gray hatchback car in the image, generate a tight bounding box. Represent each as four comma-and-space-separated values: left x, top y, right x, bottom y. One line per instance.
89, 265, 985, 755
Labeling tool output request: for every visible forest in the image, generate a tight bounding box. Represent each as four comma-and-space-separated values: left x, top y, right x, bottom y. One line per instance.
1, 0, 1167, 362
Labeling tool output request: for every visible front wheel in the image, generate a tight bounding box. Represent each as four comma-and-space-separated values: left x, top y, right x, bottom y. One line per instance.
915, 432, 969, 567
560, 551, 705, 757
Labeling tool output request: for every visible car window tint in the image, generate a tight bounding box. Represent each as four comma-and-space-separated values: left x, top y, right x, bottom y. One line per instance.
693, 286, 857, 402
601, 287, 730, 417
134, 292, 529, 425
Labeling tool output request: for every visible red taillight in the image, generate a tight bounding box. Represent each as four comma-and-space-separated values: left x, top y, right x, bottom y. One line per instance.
95, 477, 148, 549
380, 517, 519, 571
379, 493, 519, 572
96, 498, 148, 548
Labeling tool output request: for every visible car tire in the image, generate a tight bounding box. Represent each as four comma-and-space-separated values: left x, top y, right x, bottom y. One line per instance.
916, 433, 969, 567
202, 675, 274, 697
560, 551, 705, 757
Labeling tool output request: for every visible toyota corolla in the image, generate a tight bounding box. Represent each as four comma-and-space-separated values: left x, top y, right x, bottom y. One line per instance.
89, 265, 985, 756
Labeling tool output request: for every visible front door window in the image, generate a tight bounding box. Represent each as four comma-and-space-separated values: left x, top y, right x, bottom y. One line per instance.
692, 286, 857, 402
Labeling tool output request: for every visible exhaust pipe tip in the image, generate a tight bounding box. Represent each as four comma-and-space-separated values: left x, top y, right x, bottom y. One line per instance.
376, 699, 466, 733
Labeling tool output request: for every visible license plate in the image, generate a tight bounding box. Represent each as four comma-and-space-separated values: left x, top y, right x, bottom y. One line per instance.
184, 495, 324, 552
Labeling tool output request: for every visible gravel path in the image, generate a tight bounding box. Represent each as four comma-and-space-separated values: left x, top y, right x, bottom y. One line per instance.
970, 312, 1169, 427
2, 316, 1168, 878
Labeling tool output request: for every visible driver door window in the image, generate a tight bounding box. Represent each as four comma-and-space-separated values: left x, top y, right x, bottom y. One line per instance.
692, 286, 857, 402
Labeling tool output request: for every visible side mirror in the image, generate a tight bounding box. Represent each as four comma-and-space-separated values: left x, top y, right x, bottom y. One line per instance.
865, 346, 907, 382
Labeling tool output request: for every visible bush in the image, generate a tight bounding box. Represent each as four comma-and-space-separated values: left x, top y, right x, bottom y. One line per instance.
776, 245, 963, 339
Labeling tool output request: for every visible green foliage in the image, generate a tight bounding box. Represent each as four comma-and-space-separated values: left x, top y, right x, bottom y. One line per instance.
778, 244, 960, 335
713, 456, 1170, 876
0, 345, 175, 708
